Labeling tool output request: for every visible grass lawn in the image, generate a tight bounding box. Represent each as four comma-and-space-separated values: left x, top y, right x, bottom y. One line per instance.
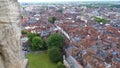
26, 51, 57, 68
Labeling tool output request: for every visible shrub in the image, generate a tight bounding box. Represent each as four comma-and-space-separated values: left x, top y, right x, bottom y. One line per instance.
57, 62, 66, 68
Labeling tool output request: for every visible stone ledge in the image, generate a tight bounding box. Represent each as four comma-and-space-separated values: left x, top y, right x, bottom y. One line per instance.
21, 59, 28, 68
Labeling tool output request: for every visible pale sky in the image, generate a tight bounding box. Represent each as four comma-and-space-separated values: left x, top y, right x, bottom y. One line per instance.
18, 0, 120, 3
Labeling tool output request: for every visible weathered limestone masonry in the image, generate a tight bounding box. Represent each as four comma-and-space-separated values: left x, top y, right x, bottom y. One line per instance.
0, 0, 27, 68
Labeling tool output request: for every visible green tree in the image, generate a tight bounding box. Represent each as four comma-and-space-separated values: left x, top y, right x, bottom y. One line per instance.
47, 34, 64, 49
42, 39, 48, 50
21, 30, 28, 34
27, 33, 38, 42
48, 47, 63, 63
48, 16, 56, 24
57, 62, 66, 68
31, 36, 43, 50
57, 9, 63, 13
94, 17, 110, 24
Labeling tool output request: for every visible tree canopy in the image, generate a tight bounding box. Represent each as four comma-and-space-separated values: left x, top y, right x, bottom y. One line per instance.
31, 36, 43, 50
27, 33, 38, 42
57, 9, 63, 13
94, 17, 110, 24
48, 16, 56, 24
48, 47, 63, 63
21, 30, 28, 34
47, 34, 64, 49
27, 33, 43, 51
